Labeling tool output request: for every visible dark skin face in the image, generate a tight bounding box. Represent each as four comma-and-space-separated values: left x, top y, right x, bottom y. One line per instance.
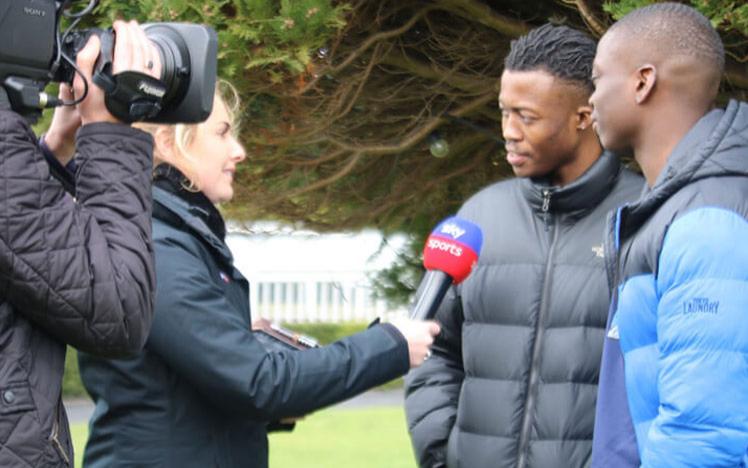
499, 69, 601, 187
590, 29, 718, 186
589, 32, 640, 153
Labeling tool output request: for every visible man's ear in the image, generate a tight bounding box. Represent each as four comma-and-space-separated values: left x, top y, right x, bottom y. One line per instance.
635, 64, 657, 104
153, 126, 176, 162
575, 104, 593, 131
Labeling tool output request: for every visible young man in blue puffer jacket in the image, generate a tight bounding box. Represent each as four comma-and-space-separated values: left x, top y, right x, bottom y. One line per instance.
589, 3, 748, 467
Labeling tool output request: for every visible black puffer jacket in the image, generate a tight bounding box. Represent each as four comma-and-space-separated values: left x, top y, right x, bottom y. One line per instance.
0, 110, 155, 467
79, 167, 410, 468
405, 152, 643, 468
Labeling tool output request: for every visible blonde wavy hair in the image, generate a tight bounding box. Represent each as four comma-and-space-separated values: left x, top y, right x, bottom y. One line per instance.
138, 79, 241, 189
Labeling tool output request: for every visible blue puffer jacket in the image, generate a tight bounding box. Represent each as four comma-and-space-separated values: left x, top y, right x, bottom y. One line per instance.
592, 100, 748, 467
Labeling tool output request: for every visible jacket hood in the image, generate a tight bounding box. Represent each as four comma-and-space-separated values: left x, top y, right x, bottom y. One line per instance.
623, 100, 748, 227
653, 100, 748, 196
522, 150, 622, 220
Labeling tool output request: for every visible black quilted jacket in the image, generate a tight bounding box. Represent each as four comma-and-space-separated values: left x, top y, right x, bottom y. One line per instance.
0, 110, 155, 467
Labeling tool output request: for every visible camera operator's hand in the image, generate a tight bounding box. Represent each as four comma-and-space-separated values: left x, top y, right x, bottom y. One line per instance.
44, 84, 80, 165
74, 20, 162, 125
389, 317, 441, 369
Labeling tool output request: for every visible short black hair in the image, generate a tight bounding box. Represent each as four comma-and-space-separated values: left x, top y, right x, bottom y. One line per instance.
611, 2, 724, 76
504, 23, 597, 94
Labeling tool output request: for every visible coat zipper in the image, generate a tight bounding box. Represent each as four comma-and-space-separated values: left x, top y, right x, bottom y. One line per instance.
604, 207, 623, 297
541, 189, 552, 231
516, 196, 559, 468
50, 416, 71, 466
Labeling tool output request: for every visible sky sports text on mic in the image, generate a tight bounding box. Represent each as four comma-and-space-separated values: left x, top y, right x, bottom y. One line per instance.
409, 216, 483, 321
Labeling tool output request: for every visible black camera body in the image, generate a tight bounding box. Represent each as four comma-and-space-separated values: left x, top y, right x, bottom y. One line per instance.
0, 0, 58, 120
0, 0, 217, 124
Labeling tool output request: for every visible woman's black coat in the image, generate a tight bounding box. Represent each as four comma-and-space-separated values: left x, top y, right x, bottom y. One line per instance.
79, 174, 409, 468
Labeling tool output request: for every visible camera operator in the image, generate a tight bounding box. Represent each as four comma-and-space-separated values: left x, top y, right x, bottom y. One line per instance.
0, 20, 160, 467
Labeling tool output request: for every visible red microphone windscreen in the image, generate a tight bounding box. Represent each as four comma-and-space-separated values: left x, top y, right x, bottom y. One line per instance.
422, 217, 482, 284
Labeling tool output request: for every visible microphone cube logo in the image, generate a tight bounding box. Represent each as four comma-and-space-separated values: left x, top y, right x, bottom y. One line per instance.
431, 216, 483, 253
440, 223, 466, 240
426, 237, 463, 257
423, 216, 484, 284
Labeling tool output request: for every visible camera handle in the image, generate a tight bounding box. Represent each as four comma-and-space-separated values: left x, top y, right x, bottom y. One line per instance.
90, 31, 167, 123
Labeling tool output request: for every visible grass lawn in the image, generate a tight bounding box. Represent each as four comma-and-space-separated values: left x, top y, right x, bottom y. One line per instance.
71, 406, 417, 468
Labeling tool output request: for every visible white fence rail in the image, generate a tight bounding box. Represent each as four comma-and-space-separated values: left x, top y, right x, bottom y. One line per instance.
250, 279, 392, 323
227, 230, 408, 324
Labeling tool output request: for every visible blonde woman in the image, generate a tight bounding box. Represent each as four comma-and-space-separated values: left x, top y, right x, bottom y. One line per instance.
77, 82, 440, 468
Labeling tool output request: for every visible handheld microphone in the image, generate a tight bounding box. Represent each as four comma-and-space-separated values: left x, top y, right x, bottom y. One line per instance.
409, 216, 483, 321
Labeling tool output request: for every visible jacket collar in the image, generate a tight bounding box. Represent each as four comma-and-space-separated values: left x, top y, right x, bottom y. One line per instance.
152, 185, 234, 264
620, 99, 748, 237
153, 164, 226, 241
521, 151, 622, 220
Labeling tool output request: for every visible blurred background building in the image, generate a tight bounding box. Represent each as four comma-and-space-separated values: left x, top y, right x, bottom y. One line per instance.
227, 224, 408, 323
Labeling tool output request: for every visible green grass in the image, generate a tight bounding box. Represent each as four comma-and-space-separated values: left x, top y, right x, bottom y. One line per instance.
71, 406, 417, 468
70, 422, 88, 468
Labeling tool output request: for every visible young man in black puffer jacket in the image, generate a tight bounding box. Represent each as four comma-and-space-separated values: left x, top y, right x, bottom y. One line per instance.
405, 24, 643, 468
0, 21, 159, 467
